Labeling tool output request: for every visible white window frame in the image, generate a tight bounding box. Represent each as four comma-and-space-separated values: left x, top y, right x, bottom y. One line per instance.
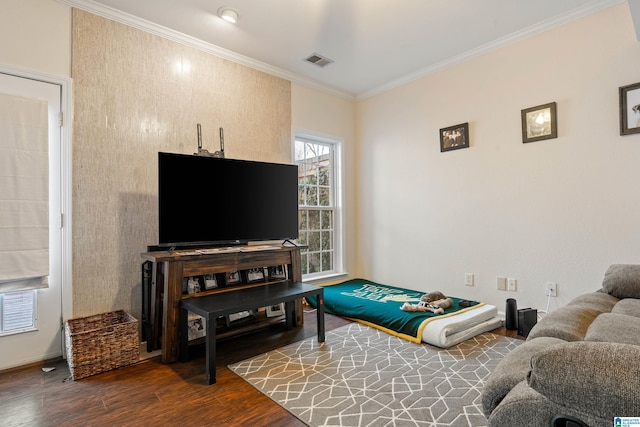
294, 132, 345, 281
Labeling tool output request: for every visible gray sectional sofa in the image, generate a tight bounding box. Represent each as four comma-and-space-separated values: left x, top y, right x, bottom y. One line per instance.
482, 264, 640, 426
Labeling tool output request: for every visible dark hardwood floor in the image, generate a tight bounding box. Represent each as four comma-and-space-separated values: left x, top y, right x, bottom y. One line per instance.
0, 309, 520, 427
0, 308, 349, 427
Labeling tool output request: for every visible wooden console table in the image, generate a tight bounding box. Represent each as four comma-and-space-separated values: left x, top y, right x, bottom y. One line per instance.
141, 246, 304, 363
180, 281, 325, 384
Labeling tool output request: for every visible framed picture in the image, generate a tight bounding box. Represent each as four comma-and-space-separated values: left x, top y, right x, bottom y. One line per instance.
186, 276, 201, 294
224, 271, 242, 286
244, 268, 265, 283
521, 102, 557, 143
187, 314, 206, 341
203, 274, 218, 290
225, 309, 256, 327
268, 265, 287, 280
266, 303, 285, 318
619, 82, 640, 135
440, 123, 469, 152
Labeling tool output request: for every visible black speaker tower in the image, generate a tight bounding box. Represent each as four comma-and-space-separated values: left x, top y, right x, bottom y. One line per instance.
505, 298, 517, 330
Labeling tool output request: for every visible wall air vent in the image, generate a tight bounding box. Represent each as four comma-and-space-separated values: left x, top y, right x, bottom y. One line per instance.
305, 53, 334, 68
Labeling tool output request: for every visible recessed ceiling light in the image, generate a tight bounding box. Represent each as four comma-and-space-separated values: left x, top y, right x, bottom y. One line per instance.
217, 6, 239, 24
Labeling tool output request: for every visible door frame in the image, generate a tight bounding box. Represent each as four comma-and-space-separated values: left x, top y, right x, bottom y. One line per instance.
0, 62, 73, 330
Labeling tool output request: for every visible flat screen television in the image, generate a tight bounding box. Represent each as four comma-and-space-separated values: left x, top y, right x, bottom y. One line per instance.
158, 152, 298, 248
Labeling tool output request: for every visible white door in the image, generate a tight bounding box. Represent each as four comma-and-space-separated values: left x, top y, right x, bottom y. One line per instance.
0, 72, 64, 370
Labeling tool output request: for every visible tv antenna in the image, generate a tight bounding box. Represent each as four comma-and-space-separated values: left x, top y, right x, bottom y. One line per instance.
195, 124, 225, 158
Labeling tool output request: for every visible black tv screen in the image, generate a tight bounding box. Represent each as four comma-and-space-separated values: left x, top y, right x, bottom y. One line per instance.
158, 152, 299, 247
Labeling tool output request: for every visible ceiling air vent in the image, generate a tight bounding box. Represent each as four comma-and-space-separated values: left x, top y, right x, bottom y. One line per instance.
305, 53, 333, 68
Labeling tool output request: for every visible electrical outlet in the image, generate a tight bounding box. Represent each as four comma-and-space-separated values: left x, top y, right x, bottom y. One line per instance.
465, 273, 474, 286
507, 278, 517, 291
496, 277, 507, 291
546, 282, 557, 297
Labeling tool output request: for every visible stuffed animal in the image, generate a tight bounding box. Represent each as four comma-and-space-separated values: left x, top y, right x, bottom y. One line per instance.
400, 291, 453, 314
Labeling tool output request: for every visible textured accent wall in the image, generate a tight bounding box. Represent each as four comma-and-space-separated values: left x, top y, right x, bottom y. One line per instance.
71, 9, 291, 319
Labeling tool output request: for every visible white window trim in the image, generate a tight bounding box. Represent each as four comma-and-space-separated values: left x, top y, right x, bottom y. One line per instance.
294, 131, 346, 280
0, 63, 74, 325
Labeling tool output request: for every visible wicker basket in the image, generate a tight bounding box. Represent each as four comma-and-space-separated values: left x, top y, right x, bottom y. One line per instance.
65, 310, 139, 380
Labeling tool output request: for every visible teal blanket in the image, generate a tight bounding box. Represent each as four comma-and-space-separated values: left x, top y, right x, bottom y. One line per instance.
306, 278, 480, 343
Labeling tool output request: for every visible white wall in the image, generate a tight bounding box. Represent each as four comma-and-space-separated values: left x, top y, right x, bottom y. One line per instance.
291, 84, 357, 281
356, 3, 640, 314
0, 0, 71, 77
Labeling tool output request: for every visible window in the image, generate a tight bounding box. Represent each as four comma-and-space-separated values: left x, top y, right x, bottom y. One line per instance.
0, 290, 37, 336
295, 135, 343, 279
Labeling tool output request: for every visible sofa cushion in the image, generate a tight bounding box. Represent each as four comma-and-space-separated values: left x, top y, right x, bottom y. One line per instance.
584, 313, 640, 345
612, 298, 640, 318
602, 264, 640, 298
526, 306, 601, 342
528, 341, 640, 420
481, 336, 565, 417
487, 381, 611, 427
565, 291, 619, 312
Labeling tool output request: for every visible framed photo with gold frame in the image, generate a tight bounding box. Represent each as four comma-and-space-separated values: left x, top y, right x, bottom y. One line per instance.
521, 102, 557, 143
619, 82, 640, 135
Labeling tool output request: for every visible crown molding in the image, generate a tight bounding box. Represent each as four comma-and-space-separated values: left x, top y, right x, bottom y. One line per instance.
57, 0, 623, 101
357, 0, 625, 100
56, 0, 355, 100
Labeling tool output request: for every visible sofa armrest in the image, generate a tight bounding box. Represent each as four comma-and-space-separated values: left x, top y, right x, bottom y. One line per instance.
602, 264, 640, 298
481, 337, 565, 416
528, 341, 640, 419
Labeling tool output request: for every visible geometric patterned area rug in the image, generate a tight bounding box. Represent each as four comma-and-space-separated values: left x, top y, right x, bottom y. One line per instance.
228, 323, 522, 427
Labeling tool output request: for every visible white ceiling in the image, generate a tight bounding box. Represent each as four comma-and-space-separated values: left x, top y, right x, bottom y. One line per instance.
61, 0, 624, 98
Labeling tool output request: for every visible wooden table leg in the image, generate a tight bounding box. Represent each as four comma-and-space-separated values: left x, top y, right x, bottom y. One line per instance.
205, 315, 217, 385
316, 291, 325, 342
284, 301, 294, 330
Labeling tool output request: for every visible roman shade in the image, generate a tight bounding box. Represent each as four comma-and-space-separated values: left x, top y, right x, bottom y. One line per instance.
0, 92, 49, 293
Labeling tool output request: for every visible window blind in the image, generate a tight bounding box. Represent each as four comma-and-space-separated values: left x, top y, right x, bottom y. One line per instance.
0, 92, 49, 293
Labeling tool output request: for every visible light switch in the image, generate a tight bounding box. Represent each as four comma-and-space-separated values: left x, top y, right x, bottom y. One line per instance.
465, 273, 474, 286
